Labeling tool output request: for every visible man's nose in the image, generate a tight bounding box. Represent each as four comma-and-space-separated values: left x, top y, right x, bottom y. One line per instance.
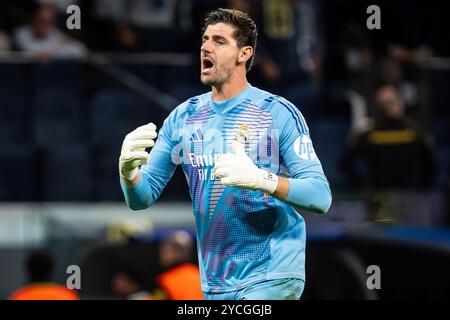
201, 41, 212, 54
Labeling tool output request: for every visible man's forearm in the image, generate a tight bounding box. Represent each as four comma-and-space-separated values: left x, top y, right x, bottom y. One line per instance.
120, 168, 174, 211
270, 175, 332, 214
120, 169, 151, 211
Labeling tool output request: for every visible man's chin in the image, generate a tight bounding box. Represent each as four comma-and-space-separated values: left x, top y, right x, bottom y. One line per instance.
200, 76, 215, 86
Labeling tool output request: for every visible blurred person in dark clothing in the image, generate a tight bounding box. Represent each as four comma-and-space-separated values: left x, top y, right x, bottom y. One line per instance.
225, 0, 323, 91
259, 0, 324, 86
341, 84, 436, 191
9, 250, 79, 300
376, 54, 427, 120
110, 230, 202, 300
254, 0, 325, 119
152, 230, 203, 300
111, 266, 152, 300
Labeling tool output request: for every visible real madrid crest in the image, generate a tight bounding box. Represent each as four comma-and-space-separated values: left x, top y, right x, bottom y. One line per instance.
236, 124, 250, 143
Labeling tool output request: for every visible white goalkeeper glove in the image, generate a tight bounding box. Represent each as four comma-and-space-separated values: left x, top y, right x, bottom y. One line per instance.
119, 122, 157, 181
213, 140, 279, 194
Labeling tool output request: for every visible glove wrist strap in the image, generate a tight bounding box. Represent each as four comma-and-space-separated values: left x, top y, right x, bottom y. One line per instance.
121, 167, 139, 181
257, 169, 279, 194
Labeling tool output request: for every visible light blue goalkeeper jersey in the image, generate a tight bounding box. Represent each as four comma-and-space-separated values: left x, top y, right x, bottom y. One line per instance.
121, 84, 332, 293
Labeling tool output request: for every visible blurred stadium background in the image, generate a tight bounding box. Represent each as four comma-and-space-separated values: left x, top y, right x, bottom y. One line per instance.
1, 0, 450, 300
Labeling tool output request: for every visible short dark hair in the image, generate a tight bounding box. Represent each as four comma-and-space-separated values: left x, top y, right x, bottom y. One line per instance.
26, 250, 54, 283
203, 8, 258, 71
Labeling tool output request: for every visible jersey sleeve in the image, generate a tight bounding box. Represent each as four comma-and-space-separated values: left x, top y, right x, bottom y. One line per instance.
273, 99, 332, 214
120, 106, 181, 210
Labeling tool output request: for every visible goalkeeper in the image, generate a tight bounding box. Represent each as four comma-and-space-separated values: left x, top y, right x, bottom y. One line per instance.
120, 8, 332, 300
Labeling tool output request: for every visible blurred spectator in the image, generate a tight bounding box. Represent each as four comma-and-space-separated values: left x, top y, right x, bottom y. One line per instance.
258, 0, 324, 86
0, 0, 39, 34
0, 31, 11, 51
13, 2, 87, 61
341, 84, 436, 190
236, 0, 325, 119
334, 22, 375, 101
110, 230, 202, 300
105, 219, 155, 245
42, 0, 80, 14
376, 55, 420, 113
92, 0, 177, 29
115, 23, 141, 51
9, 250, 79, 300
153, 230, 203, 300
82, 0, 193, 52
111, 267, 152, 300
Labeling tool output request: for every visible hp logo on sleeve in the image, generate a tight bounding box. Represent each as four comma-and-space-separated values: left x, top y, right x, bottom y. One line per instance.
294, 135, 317, 160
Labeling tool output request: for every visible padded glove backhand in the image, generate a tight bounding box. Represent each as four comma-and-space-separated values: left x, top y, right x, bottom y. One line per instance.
119, 123, 157, 181
213, 140, 278, 194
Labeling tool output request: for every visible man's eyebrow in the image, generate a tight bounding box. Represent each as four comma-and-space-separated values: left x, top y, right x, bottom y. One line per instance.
202, 34, 229, 42
212, 35, 228, 42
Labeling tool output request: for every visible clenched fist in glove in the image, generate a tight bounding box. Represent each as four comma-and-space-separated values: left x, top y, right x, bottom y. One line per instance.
119, 123, 157, 181
213, 140, 279, 194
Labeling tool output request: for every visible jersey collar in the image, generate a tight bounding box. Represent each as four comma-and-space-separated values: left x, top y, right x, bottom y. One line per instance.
209, 83, 253, 115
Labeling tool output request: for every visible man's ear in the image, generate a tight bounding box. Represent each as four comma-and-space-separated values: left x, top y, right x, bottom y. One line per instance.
238, 46, 253, 64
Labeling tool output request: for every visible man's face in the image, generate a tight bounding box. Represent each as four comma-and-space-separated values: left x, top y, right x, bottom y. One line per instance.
376, 86, 405, 119
200, 23, 241, 86
33, 5, 57, 39
111, 272, 139, 297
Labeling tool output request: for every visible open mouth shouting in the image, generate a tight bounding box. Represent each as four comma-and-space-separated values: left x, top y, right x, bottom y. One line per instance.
202, 57, 215, 74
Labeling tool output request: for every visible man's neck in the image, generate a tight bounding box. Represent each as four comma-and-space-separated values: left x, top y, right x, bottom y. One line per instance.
211, 74, 249, 102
